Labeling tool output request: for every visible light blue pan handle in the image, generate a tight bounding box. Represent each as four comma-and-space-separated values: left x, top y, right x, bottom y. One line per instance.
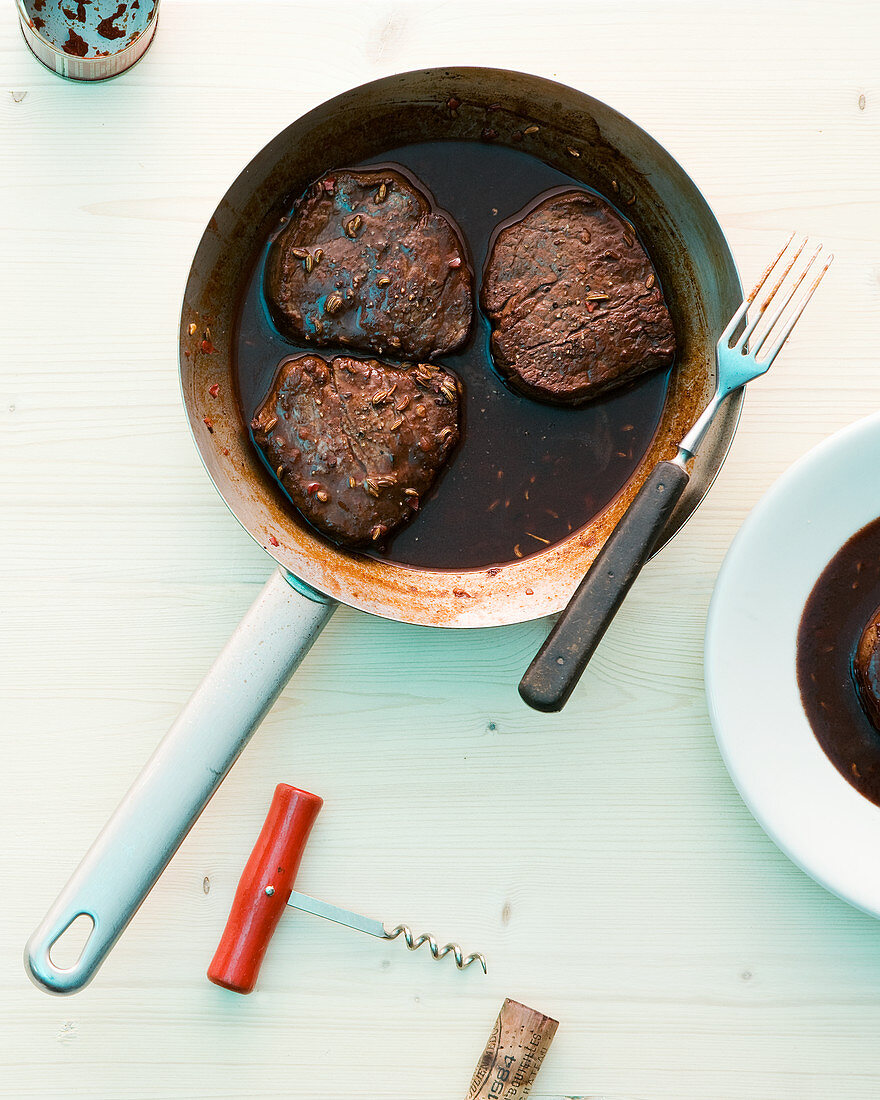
25, 569, 335, 995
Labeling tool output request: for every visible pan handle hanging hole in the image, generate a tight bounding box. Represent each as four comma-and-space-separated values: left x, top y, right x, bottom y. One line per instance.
48, 913, 95, 971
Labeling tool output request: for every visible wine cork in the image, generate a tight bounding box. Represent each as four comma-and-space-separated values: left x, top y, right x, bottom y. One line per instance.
466, 998, 559, 1100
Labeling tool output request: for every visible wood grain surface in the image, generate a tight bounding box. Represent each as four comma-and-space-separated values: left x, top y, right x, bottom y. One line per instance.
2, 2, 879, 1097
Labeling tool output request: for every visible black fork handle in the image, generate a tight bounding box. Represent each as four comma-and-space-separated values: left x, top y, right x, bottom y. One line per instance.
519, 461, 690, 712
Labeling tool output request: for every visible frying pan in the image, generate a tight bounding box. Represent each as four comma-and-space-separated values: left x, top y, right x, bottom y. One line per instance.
26, 67, 741, 995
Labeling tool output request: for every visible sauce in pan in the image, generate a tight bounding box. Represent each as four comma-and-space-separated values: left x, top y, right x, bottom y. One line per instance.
797, 516, 880, 808
234, 140, 672, 571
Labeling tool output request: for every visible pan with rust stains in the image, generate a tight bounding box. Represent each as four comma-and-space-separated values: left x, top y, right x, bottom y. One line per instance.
26, 67, 741, 995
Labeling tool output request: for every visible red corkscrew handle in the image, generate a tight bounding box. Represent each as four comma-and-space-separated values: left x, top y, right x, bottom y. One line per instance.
207, 783, 323, 994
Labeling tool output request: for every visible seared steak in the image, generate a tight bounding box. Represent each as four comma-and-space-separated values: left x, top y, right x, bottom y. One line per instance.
481, 189, 676, 405
266, 169, 473, 361
252, 355, 460, 547
855, 605, 880, 730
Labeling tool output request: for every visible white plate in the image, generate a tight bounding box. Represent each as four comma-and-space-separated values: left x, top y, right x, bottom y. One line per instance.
706, 412, 880, 918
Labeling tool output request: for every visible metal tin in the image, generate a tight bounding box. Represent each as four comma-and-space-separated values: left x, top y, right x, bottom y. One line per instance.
17, 0, 159, 82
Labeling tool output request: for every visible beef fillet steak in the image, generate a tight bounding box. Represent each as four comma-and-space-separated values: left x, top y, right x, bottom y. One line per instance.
252, 355, 461, 547
855, 605, 880, 730
481, 189, 676, 405
266, 169, 473, 361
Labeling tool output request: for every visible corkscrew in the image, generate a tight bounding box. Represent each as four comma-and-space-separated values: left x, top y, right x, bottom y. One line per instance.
208, 784, 486, 994
383, 924, 486, 972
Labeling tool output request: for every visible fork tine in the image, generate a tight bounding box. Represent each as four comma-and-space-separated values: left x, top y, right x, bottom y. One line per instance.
758, 237, 808, 312
750, 243, 823, 358
717, 299, 750, 348
735, 237, 808, 349
745, 231, 797, 307
719, 231, 796, 346
758, 253, 833, 366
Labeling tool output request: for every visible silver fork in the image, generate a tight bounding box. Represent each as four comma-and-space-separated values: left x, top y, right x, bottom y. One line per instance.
520, 235, 833, 712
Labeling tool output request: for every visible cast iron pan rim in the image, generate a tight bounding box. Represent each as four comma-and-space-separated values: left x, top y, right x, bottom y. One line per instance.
179, 66, 742, 628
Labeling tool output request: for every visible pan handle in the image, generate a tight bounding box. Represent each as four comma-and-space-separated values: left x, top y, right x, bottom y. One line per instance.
24, 568, 336, 995
519, 461, 689, 712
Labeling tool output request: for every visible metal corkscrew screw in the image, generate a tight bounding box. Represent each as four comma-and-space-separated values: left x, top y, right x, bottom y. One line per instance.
383, 924, 487, 973
207, 784, 487, 994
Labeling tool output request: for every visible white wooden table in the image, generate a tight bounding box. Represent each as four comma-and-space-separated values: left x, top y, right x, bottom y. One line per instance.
2, 2, 879, 1097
